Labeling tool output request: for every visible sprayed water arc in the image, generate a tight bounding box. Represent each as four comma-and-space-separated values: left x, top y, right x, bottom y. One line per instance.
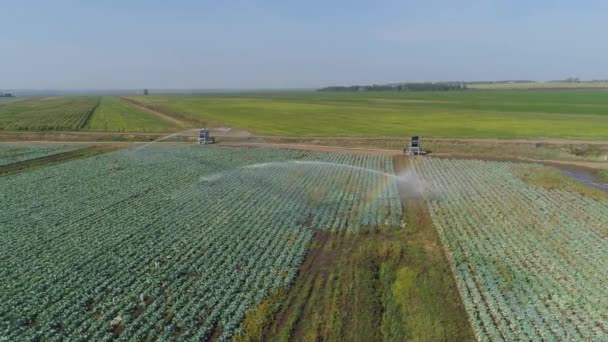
200, 159, 434, 197
126, 129, 425, 191
243, 160, 395, 178
199, 160, 396, 183
129, 128, 204, 153
125, 132, 436, 200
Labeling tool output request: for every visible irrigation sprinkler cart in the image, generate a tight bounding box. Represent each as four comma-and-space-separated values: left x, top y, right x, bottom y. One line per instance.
198, 129, 215, 145
404, 136, 426, 156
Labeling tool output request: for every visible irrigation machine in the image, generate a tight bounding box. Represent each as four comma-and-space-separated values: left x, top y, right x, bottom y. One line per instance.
404, 136, 427, 156
198, 129, 215, 145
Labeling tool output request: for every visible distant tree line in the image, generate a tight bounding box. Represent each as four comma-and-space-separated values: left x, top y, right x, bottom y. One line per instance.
469, 78, 608, 84
318, 82, 467, 92
467, 80, 535, 84
548, 77, 580, 83
0, 92, 15, 98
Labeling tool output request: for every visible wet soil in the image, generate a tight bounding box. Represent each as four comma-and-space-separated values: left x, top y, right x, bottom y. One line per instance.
557, 167, 608, 192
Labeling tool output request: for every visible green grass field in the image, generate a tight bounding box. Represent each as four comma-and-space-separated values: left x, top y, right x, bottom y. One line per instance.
0, 98, 24, 106
3, 90, 608, 139
84, 97, 179, 132
128, 90, 608, 139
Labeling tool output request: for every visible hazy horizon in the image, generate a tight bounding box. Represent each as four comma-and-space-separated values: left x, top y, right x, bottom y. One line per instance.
2, 1, 608, 90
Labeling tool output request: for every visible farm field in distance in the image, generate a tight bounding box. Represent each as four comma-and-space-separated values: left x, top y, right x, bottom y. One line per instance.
0, 96, 99, 131
3, 90, 608, 140
126, 89, 608, 139
84, 97, 181, 132
0, 96, 179, 133
467, 81, 608, 90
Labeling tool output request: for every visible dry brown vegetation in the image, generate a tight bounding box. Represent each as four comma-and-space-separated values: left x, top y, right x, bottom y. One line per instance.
231, 156, 474, 342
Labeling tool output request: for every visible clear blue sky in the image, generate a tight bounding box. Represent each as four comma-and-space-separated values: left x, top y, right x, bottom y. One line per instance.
2, 0, 607, 89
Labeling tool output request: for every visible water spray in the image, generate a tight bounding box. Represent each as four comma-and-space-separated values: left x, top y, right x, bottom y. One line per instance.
129, 128, 202, 152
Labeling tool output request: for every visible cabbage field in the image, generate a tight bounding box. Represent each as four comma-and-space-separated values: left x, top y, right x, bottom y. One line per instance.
412, 158, 608, 341
2, 145, 606, 341
0, 146, 401, 340
0, 144, 84, 166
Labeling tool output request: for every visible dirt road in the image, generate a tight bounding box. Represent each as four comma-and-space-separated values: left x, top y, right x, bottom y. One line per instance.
2, 129, 607, 145
1, 136, 607, 170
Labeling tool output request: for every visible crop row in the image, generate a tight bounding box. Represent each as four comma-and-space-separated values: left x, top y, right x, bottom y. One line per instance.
0, 144, 84, 166
0, 97, 99, 131
411, 158, 608, 341
0, 146, 402, 340
84, 97, 180, 132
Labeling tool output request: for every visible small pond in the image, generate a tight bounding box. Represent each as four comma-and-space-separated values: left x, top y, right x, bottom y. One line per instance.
558, 167, 608, 192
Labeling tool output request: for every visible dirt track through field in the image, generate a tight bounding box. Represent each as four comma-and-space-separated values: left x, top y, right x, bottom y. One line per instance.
1, 138, 607, 170
3, 128, 608, 145
120, 97, 188, 127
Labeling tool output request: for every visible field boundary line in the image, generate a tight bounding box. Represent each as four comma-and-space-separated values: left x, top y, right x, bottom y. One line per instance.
77, 97, 101, 129
0, 145, 117, 176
